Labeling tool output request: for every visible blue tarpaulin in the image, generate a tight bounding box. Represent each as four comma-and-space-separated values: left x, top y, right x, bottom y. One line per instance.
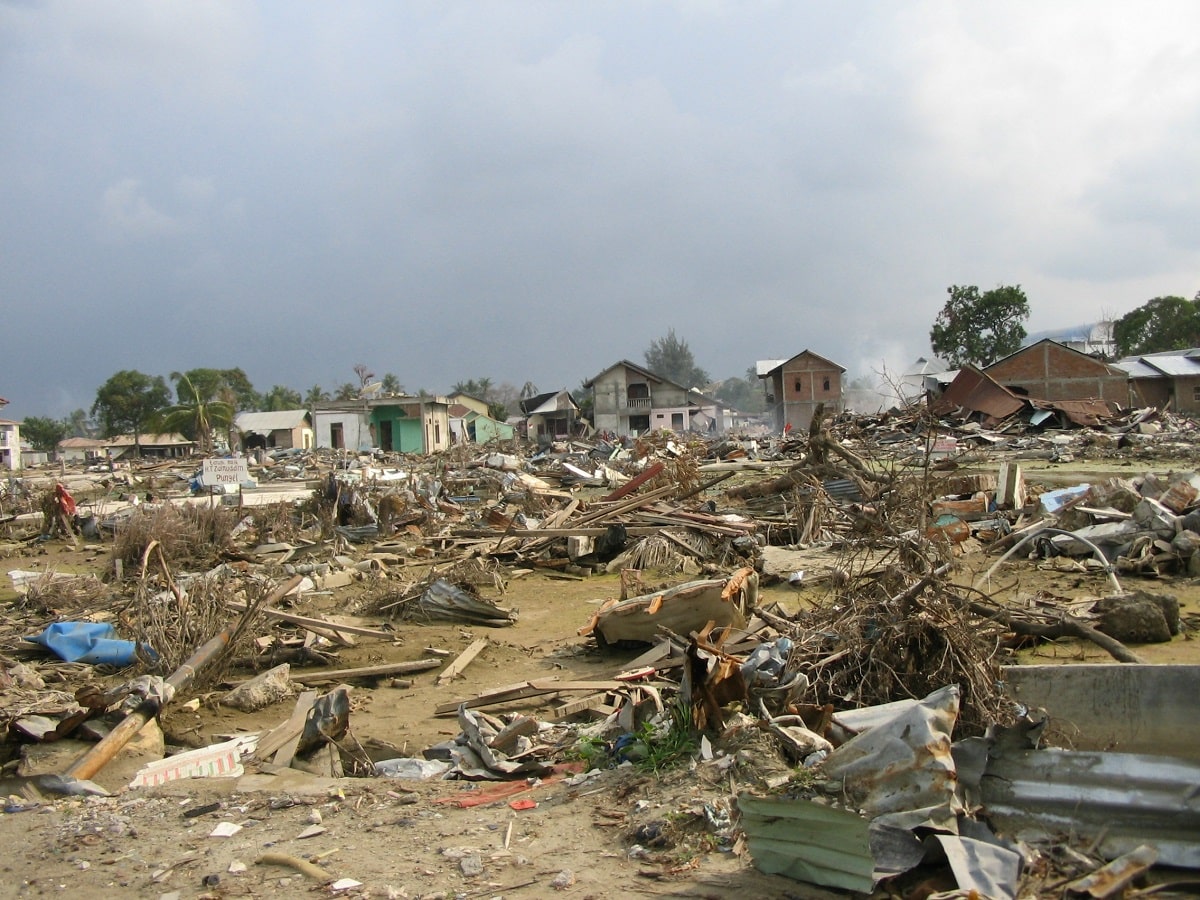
25, 622, 154, 666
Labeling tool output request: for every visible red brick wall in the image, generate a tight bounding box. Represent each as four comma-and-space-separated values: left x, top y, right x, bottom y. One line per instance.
986, 343, 1129, 404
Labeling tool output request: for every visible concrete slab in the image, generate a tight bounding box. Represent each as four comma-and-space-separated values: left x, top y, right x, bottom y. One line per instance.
1002, 664, 1200, 758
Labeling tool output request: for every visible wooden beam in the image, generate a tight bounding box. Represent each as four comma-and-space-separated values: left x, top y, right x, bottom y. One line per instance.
254, 689, 318, 767
436, 638, 488, 685
290, 658, 441, 685
434, 679, 626, 717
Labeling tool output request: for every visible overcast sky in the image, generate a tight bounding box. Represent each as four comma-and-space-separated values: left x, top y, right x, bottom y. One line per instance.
3, 1, 1199, 420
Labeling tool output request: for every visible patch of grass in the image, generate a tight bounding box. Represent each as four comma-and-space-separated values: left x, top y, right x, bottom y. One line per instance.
636, 700, 700, 774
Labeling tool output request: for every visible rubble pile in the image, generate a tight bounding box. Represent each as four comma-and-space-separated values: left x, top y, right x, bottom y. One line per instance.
1, 411, 1199, 897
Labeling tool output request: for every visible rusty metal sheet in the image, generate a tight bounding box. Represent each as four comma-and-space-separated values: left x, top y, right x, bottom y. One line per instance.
931, 367, 1025, 423
1030, 398, 1119, 427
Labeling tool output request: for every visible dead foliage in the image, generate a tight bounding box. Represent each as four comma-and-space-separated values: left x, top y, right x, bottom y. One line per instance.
17, 571, 110, 616
633, 433, 703, 496
249, 500, 303, 544
127, 565, 269, 690
783, 544, 1012, 736
110, 503, 238, 570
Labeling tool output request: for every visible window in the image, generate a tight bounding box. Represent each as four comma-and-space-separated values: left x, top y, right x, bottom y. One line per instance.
794, 378, 802, 392
671, 413, 684, 429
823, 377, 831, 391
1193, 385, 1200, 403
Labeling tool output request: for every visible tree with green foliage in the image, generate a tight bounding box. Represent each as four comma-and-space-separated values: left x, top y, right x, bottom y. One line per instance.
714, 372, 765, 414
64, 408, 95, 438
380, 373, 403, 395
1112, 294, 1200, 358
92, 370, 171, 456
158, 371, 235, 454
451, 378, 494, 400
304, 385, 330, 407
929, 284, 1030, 368
22, 416, 68, 452
571, 380, 594, 423
334, 383, 359, 401
261, 385, 303, 411
173, 367, 258, 412
644, 329, 710, 388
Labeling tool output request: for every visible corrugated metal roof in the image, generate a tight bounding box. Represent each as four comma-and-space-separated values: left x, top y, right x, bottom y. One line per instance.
738, 794, 876, 893
980, 747, 1200, 868
931, 368, 1025, 422
1134, 355, 1200, 377
1113, 358, 1164, 379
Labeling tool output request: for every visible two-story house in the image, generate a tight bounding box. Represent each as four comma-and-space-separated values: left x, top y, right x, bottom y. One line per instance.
0, 418, 20, 471
583, 361, 726, 437
759, 350, 846, 432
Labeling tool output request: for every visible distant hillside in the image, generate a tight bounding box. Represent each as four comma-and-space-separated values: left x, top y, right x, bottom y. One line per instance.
1023, 323, 1098, 345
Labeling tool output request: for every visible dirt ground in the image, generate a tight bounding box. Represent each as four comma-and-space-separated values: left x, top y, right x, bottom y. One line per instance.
2, 458, 1199, 899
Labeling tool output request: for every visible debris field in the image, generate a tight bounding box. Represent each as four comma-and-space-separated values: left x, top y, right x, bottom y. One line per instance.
2, 402, 1200, 899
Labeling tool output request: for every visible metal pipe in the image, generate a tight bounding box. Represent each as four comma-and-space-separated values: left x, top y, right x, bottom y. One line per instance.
974, 525, 1121, 596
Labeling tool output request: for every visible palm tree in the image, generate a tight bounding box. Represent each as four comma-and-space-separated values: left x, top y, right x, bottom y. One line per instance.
158, 371, 234, 454
262, 385, 303, 411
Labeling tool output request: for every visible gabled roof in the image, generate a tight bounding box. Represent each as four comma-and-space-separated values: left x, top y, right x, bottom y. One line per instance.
234, 410, 311, 433
447, 390, 489, 405
58, 436, 107, 449
583, 360, 686, 391
519, 389, 580, 416
986, 338, 1126, 375
763, 350, 846, 376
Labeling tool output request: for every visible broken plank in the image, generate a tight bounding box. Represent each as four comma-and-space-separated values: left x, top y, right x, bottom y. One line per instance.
436, 638, 488, 685
252, 690, 317, 762
487, 715, 538, 753
548, 692, 613, 722
227, 602, 396, 640
434, 679, 626, 717
271, 690, 319, 769
290, 658, 441, 685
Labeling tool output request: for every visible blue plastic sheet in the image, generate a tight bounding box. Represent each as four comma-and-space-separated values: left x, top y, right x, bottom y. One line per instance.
25, 622, 154, 666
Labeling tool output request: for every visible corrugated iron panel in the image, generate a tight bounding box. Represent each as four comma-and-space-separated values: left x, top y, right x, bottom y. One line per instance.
822, 478, 864, 503
932, 368, 1025, 422
737, 794, 876, 893
1030, 398, 1118, 427
981, 748, 1200, 867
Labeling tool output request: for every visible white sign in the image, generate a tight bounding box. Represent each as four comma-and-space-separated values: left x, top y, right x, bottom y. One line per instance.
201, 457, 250, 486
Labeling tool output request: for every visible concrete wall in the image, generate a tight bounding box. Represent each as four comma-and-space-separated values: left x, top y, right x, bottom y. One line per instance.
590, 366, 688, 436
1003, 664, 1200, 759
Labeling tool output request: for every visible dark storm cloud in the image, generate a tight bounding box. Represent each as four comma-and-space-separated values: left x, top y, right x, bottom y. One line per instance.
2, 1, 1198, 421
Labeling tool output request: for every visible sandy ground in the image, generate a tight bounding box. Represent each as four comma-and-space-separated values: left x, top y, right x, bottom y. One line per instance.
2, 458, 1200, 898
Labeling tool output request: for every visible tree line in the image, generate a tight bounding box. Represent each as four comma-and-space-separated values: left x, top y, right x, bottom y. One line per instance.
929, 285, 1200, 370
24, 288, 1196, 454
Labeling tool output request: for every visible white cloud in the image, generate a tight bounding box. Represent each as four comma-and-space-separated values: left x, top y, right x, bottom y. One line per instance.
100, 178, 180, 240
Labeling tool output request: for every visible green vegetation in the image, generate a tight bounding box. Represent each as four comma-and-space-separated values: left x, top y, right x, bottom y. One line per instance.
1113, 294, 1200, 357
930, 283, 1030, 368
